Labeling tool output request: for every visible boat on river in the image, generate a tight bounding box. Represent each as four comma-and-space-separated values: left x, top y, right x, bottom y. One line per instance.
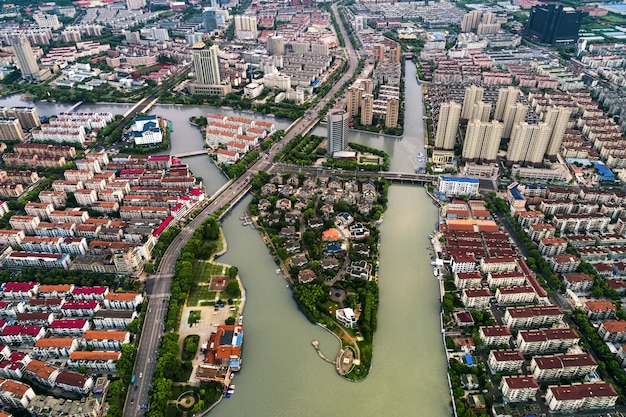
433, 268, 439, 277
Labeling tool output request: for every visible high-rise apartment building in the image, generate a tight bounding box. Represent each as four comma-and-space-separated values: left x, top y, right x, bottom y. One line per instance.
524, 4, 583, 45
385, 98, 400, 129
126, 0, 146, 10
0, 118, 24, 141
192, 44, 221, 85
503, 103, 528, 139
435, 101, 461, 150
507, 123, 552, 166
462, 120, 502, 163
461, 10, 482, 32
470, 102, 492, 122
461, 85, 484, 120
361, 94, 374, 126
494, 87, 520, 121
235, 15, 258, 39
543, 107, 572, 160
33, 13, 61, 30
267, 36, 285, 56
1, 107, 40, 129
361, 79, 373, 95
346, 86, 363, 117
10, 35, 40, 81
327, 109, 349, 155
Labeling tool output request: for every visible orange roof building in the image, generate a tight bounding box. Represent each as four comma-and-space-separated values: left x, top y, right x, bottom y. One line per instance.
322, 228, 341, 241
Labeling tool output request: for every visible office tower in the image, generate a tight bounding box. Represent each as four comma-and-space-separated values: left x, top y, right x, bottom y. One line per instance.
327, 109, 349, 155
461, 10, 482, 32
267, 36, 285, 56
494, 87, 520, 121
203, 8, 218, 32
470, 102, 492, 122
361, 94, 374, 126
193, 44, 221, 85
385, 98, 400, 129
461, 85, 484, 120
507, 123, 552, 166
543, 107, 572, 160
346, 86, 363, 117
503, 103, 528, 139
462, 120, 503, 163
361, 79, 373, 95
435, 101, 461, 150
524, 4, 583, 45
126, 0, 146, 10
235, 15, 258, 39
0, 118, 24, 141
10, 35, 40, 81
6, 107, 40, 129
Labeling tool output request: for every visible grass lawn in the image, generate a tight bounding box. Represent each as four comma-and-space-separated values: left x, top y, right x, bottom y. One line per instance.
187, 285, 217, 307
193, 260, 224, 282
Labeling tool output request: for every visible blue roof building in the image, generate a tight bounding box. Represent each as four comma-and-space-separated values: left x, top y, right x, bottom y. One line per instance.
593, 161, 615, 182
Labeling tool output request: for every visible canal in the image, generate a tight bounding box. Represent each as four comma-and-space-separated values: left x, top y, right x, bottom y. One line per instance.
0, 60, 450, 416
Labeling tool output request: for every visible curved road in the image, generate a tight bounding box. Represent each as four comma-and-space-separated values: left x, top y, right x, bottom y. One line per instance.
124, 4, 360, 416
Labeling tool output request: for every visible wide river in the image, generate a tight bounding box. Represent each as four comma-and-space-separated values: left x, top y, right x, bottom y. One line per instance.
0, 61, 451, 416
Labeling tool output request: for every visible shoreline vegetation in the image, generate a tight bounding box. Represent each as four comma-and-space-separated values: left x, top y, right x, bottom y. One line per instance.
146, 215, 243, 417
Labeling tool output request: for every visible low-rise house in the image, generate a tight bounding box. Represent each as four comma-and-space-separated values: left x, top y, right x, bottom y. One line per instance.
454, 311, 475, 327
550, 255, 581, 273
0, 352, 30, 380
23, 359, 58, 388
70, 286, 109, 301
82, 330, 130, 350
346, 260, 371, 280
488, 350, 524, 373
487, 271, 526, 288
546, 382, 618, 412
37, 284, 73, 299
598, 320, 626, 342
530, 353, 597, 381
92, 310, 137, 330
54, 370, 94, 395
479, 326, 512, 346
67, 350, 120, 373
0, 379, 36, 409
24, 298, 64, 313
298, 269, 317, 284
451, 254, 477, 273
517, 328, 580, 354
336, 308, 357, 329
461, 288, 491, 309
103, 292, 143, 310
495, 286, 536, 305
504, 305, 564, 329
33, 338, 78, 358
480, 257, 517, 274
60, 300, 100, 317
500, 376, 539, 403
454, 271, 482, 289
1, 283, 39, 300
562, 273, 593, 293
582, 300, 615, 321
49, 319, 90, 337
14, 312, 54, 327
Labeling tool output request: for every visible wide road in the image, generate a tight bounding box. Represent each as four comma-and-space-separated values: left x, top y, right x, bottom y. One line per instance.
124, 3, 361, 416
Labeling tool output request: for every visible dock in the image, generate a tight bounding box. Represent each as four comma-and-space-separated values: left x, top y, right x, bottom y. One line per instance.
311, 340, 336, 365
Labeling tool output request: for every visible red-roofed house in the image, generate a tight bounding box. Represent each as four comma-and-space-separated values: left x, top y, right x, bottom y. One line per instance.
461, 288, 491, 309
546, 382, 618, 412
70, 286, 109, 301
0, 379, 36, 409
60, 300, 100, 317
55, 370, 94, 395
488, 350, 524, 373
500, 376, 539, 402
49, 319, 90, 337
583, 300, 616, 320
530, 353, 597, 381
479, 326, 511, 346
598, 320, 626, 342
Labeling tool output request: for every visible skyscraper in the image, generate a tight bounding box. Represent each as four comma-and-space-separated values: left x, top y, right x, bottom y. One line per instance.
503, 103, 528, 139
385, 98, 400, 129
494, 87, 520, 121
327, 109, 349, 155
346, 86, 363, 117
507, 123, 552, 166
193, 44, 221, 85
203, 8, 218, 32
361, 94, 374, 126
524, 4, 583, 45
470, 102, 492, 122
361, 79, 373, 95
461, 85, 484, 120
235, 15, 258, 39
462, 120, 503, 163
435, 101, 461, 150
543, 106, 572, 160
10, 35, 40, 81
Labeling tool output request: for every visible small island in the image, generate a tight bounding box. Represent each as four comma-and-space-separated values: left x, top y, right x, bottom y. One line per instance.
246, 168, 388, 380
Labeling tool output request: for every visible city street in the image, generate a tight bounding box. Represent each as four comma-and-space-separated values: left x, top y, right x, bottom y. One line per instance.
123, 4, 361, 416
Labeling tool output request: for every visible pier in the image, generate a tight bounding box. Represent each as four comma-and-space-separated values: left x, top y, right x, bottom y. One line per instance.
311, 340, 336, 365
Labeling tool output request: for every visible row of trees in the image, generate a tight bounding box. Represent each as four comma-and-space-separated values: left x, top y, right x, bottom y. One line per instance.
280, 134, 325, 165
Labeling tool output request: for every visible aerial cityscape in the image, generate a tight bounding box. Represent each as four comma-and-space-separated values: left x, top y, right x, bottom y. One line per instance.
2, 0, 626, 416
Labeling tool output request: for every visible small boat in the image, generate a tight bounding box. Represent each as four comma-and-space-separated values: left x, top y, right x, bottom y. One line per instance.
275, 269, 281, 274
428, 235, 433, 240
433, 268, 439, 277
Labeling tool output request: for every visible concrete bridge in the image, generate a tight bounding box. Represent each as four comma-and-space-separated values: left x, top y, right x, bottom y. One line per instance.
172, 150, 208, 158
